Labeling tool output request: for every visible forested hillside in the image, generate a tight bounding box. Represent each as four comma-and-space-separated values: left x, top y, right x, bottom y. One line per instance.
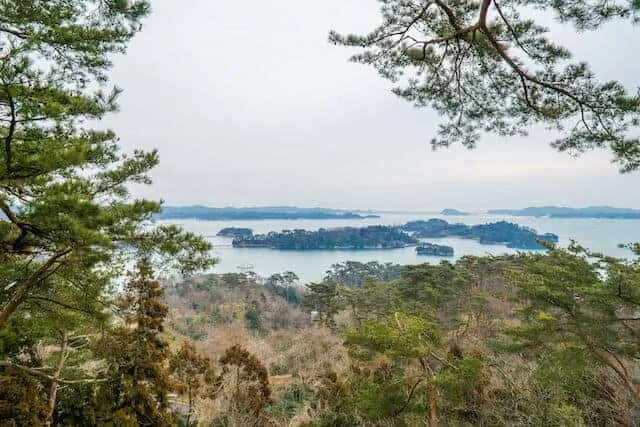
160, 252, 640, 425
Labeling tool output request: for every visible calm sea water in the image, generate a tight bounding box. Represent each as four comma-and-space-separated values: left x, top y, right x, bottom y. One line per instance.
160, 213, 640, 283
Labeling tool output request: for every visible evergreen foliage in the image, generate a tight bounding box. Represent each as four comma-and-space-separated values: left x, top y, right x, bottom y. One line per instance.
0, 2, 214, 422
93, 260, 174, 426
330, 0, 640, 171
169, 341, 216, 426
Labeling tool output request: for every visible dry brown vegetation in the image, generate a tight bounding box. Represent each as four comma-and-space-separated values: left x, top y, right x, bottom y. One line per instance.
162, 253, 640, 426
163, 273, 354, 425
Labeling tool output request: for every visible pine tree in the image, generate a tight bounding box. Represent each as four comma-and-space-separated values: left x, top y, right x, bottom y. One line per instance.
302, 282, 346, 327
344, 312, 488, 425
0, 271, 109, 424
94, 260, 175, 426
503, 244, 640, 409
217, 344, 272, 424
0, 2, 214, 420
331, 0, 640, 171
169, 341, 216, 426
0, 0, 214, 329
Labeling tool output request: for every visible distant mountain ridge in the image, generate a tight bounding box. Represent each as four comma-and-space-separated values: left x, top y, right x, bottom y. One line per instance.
156, 205, 380, 220
488, 206, 640, 219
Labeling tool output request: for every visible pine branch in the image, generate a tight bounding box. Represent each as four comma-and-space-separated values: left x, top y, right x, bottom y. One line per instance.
0, 360, 106, 384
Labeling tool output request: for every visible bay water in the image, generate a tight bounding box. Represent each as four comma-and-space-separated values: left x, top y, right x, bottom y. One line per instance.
160, 213, 640, 283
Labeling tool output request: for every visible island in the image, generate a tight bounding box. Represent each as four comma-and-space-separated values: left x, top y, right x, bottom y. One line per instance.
216, 227, 253, 238
440, 208, 468, 216
402, 219, 468, 236
220, 219, 557, 251
488, 206, 640, 219
415, 243, 454, 256
232, 226, 418, 250
401, 219, 558, 250
156, 206, 380, 221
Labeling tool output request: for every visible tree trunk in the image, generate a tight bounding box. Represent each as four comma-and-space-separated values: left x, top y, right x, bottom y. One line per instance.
0, 283, 29, 329
186, 386, 193, 426
428, 382, 438, 427
46, 331, 69, 426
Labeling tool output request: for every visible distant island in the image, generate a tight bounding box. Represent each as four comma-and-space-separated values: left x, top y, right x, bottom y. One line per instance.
489, 206, 640, 219
232, 226, 418, 250
401, 219, 558, 249
416, 243, 454, 256
440, 208, 469, 216
156, 206, 380, 221
216, 227, 253, 238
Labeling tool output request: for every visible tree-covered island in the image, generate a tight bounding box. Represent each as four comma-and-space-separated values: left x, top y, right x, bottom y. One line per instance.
232, 226, 419, 250
415, 243, 454, 256
231, 220, 557, 251
402, 219, 558, 249
216, 227, 254, 238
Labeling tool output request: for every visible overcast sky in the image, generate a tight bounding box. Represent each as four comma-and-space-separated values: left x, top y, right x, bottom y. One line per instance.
102, 0, 640, 211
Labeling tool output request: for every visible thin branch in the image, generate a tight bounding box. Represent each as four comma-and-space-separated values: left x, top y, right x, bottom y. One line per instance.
0, 360, 106, 384
0, 185, 31, 202
605, 347, 631, 381
595, 348, 640, 404
46, 331, 69, 425
0, 199, 49, 249
0, 116, 51, 123
517, 74, 537, 110
429, 351, 457, 369
369, 2, 434, 45
478, 21, 605, 123
3, 84, 16, 174
27, 295, 99, 316
0, 247, 72, 328
492, 0, 533, 58
394, 378, 423, 416
0, 26, 27, 39
434, 0, 463, 31
417, 24, 480, 50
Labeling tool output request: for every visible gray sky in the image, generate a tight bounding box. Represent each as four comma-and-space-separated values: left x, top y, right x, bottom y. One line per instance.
103, 0, 640, 211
